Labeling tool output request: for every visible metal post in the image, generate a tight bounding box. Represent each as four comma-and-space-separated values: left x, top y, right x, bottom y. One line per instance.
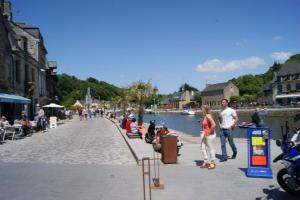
142, 157, 151, 200
151, 150, 164, 189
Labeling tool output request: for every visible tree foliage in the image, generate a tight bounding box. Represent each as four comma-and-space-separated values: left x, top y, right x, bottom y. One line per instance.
231, 53, 300, 97
285, 54, 300, 63
231, 62, 283, 96
179, 83, 198, 92
130, 80, 154, 125
193, 93, 202, 105
55, 74, 120, 108
230, 96, 241, 102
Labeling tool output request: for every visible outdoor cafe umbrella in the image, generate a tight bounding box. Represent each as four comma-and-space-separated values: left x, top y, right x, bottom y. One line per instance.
43, 103, 64, 116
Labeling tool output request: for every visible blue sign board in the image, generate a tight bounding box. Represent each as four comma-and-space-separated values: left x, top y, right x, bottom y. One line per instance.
246, 127, 273, 178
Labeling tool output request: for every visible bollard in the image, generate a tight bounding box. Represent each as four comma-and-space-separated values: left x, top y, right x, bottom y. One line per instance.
142, 157, 151, 200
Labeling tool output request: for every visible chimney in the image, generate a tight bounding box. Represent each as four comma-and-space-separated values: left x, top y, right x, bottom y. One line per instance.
2, 1, 12, 21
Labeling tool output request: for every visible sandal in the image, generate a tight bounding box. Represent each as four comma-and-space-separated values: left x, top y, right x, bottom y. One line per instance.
208, 162, 216, 170
200, 160, 210, 168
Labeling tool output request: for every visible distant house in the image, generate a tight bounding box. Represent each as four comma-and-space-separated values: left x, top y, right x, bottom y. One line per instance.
201, 81, 239, 108
162, 90, 196, 109
258, 61, 300, 105
160, 97, 171, 109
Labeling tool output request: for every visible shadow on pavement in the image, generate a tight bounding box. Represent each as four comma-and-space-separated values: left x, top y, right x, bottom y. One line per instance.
255, 185, 299, 200
238, 168, 247, 175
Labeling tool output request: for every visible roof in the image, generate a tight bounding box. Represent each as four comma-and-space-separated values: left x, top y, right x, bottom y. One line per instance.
202, 82, 230, 92
170, 92, 182, 101
15, 23, 40, 38
277, 61, 300, 76
161, 97, 170, 104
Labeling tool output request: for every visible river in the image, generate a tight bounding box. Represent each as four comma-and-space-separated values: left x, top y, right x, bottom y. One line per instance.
144, 112, 299, 139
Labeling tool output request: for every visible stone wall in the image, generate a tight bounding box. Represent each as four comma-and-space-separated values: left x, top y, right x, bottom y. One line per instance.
0, 11, 12, 93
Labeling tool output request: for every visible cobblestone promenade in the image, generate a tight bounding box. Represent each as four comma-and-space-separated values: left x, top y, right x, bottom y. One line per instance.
0, 117, 135, 165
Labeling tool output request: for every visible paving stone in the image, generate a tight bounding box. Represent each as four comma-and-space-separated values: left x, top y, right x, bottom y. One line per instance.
0, 117, 135, 165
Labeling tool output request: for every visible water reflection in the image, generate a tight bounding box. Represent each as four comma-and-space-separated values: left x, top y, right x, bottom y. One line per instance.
144, 113, 298, 139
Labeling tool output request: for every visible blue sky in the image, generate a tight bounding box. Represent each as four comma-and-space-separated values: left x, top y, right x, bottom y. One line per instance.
10, 0, 300, 94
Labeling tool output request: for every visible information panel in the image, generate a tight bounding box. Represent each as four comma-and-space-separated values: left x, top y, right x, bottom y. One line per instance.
246, 127, 272, 178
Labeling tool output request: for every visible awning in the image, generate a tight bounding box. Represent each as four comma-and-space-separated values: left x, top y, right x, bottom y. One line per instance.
0, 93, 31, 104
275, 93, 300, 99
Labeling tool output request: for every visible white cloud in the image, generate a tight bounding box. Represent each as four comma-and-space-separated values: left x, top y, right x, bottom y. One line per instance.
272, 36, 283, 41
196, 57, 265, 73
270, 52, 292, 62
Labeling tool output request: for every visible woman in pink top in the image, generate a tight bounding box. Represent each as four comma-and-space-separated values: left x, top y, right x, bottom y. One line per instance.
200, 105, 216, 169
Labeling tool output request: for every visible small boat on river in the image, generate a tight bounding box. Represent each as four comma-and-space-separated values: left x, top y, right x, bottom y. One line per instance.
181, 110, 196, 115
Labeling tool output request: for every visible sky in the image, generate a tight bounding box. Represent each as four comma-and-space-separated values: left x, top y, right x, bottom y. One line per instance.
10, 0, 300, 94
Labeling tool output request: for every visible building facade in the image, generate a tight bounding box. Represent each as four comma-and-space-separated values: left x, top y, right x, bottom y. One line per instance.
0, 5, 13, 94
162, 90, 196, 109
258, 61, 300, 105
0, 0, 57, 121
201, 81, 239, 109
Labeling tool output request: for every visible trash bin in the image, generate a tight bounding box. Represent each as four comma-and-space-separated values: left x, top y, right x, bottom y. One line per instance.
161, 135, 177, 164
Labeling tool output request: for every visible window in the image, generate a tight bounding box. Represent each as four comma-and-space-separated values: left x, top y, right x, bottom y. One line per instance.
296, 83, 300, 91
22, 37, 28, 52
287, 84, 291, 91
31, 68, 35, 82
25, 64, 29, 82
277, 84, 282, 93
15, 60, 20, 83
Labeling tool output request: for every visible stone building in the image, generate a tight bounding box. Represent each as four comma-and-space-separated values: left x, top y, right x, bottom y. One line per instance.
0, 0, 57, 121
201, 81, 239, 109
162, 90, 195, 109
0, 3, 13, 94
258, 61, 300, 105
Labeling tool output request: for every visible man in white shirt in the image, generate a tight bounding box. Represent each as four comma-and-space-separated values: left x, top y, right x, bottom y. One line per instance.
218, 99, 239, 162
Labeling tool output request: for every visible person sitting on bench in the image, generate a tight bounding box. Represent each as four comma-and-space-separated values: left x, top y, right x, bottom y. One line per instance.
125, 116, 132, 133
130, 118, 143, 139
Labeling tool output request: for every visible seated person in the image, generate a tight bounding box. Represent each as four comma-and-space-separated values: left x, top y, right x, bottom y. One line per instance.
153, 126, 170, 152
0, 116, 10, 128
145, 120, 156, 143
121, 116, 127, 129
125, 117, 132, 133
240, 108, 266, 127
251, 108, 266, 127
130, 118, 143, 139
20, 112, 31, 136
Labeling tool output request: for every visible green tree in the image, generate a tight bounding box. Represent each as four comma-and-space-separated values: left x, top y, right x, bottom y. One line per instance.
285, 54, 300, 63
241, 94, 256, 103
230, 96, 241, 102
130, 80, 154, 125
193, 93, 202, 107
111, 96, 122, 112
86, 77, 98, 84
179, 83, 198, 92
55, 74, 120, 108
232, 75, 264, 96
